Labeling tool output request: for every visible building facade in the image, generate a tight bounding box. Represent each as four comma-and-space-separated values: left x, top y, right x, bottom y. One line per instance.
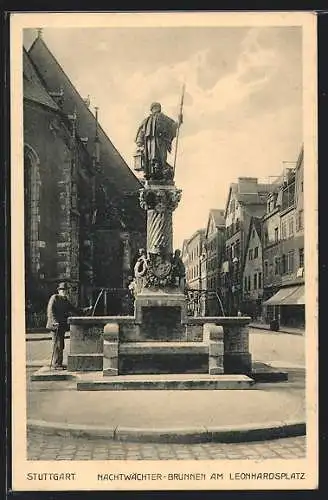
202, 209, 226, 316
263, 147, 305, 328
262, 189, 282, 312
182, 229, 206, 316
222, 177, 279, 315
24, 35, 146, 327
242, 218, 263, 319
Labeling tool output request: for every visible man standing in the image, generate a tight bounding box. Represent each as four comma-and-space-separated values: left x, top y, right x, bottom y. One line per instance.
135, 102, 182, 180
46, 282, 91, 370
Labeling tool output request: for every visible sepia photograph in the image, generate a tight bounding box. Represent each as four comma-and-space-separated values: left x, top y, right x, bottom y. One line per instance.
10, 11, 317, 491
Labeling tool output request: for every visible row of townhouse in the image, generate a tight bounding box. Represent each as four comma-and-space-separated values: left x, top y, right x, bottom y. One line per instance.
182, 146, 305, 328
182, 211, 225, 317
222, 176, 280, 316
254, 147, 304, 328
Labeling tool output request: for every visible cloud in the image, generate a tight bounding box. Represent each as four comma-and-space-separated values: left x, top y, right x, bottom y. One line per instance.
28, 26, 302, 250
173, 102, 302, 248
102, 27, 282, 148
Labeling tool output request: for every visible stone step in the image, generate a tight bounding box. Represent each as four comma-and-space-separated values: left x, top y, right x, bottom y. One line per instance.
117, 342, 211, 375
250, 362, 288, 382
30, 366, 76, 381
76, 373, 254, 391
119, 342, 209, 355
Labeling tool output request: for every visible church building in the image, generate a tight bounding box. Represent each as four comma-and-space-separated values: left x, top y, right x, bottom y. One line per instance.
24, 33, 146, 327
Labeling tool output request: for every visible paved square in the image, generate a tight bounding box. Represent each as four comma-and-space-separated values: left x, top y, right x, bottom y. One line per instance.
27, 431, 306, 461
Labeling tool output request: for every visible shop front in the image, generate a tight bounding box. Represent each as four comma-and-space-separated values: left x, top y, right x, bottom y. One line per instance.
263, 284, 305, 330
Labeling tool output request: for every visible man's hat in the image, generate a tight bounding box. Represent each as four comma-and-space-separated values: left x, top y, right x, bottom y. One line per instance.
57, 282, 69, 291
150, 102, 161, 112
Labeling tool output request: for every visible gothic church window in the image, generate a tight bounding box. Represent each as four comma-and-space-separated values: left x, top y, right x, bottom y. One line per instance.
24, 145, 41, 276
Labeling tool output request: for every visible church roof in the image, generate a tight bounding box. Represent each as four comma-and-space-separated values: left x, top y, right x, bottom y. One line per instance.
23, 48, 59, 111
28, 36, 141, 194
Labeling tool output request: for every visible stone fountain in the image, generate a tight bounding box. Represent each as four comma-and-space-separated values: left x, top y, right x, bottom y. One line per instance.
65, 102, 255, 389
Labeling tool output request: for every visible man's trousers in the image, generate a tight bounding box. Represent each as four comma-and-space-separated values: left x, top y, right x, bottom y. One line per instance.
51, 325, 67, 367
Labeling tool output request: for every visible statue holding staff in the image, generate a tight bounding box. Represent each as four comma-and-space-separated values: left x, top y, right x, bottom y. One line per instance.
134, 98, 183, 182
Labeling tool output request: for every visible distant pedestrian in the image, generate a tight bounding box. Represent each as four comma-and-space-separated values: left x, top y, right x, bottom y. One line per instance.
46, 282, 92, 370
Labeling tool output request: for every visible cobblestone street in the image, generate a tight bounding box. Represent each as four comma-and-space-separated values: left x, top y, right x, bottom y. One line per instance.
27, 432, 306, 461
26, 329, 306, 461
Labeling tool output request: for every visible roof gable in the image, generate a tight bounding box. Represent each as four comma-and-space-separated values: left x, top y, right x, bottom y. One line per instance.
23, 48, 59, 111
296, 144, 304, 172
253, 217, 262, 238
205, 212, 215, 239
242, 216, 262, 271
211, 209, 225, 227
225, 180, 279, 217
28, 36, 141, 194
224, 184, 237, 218
205, 209, 225, 239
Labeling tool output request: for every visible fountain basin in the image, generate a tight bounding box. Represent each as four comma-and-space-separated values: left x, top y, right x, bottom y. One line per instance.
67, 314, 252, 376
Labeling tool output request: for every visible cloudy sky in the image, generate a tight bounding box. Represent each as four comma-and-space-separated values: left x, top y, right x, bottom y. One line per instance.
24, 25, 302, 249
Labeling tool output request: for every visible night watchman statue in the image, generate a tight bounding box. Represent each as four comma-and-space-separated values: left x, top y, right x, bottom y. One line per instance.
133, 93, 185, 290
64, 87, 253, 379
135, 101, 183, 183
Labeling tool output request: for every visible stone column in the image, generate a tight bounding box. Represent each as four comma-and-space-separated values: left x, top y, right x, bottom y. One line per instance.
147, 209, 173, 255
103, 323, 119, 376
138, 184, 182, 288
223, 323, 252, 374
67, 318, 103, 371
204, 324, 224, 375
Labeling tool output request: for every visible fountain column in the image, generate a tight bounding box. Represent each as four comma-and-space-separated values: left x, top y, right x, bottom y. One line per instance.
133, 182, 187, 340
139, 184, 181, 285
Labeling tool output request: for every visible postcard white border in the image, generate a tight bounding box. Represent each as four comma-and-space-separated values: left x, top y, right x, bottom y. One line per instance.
10, 11, 318, 491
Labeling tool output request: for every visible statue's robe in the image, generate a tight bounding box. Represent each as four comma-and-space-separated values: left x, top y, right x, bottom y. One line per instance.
136, 111, 178, 175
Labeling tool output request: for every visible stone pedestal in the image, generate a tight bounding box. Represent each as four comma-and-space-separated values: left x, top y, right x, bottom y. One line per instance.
223, 324, 252, 374
206, 325, 224, 375
187, 317, 252, 375
103, 323, 119, 376
67, 318, 103, 371
134, 289, 187, 341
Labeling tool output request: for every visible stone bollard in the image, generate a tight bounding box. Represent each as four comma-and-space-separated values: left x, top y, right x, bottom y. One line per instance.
67, 318, 103, 371
223, 323, 252, 374
103, 323, 119, 376
205, 324, 224, 375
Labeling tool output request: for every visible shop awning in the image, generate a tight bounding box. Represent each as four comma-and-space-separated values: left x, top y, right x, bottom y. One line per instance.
263, 286, 303, 306
282, 285, 305, 305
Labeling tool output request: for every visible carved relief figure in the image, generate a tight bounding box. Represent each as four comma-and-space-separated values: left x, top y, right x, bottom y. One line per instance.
171, 249, 186, 288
